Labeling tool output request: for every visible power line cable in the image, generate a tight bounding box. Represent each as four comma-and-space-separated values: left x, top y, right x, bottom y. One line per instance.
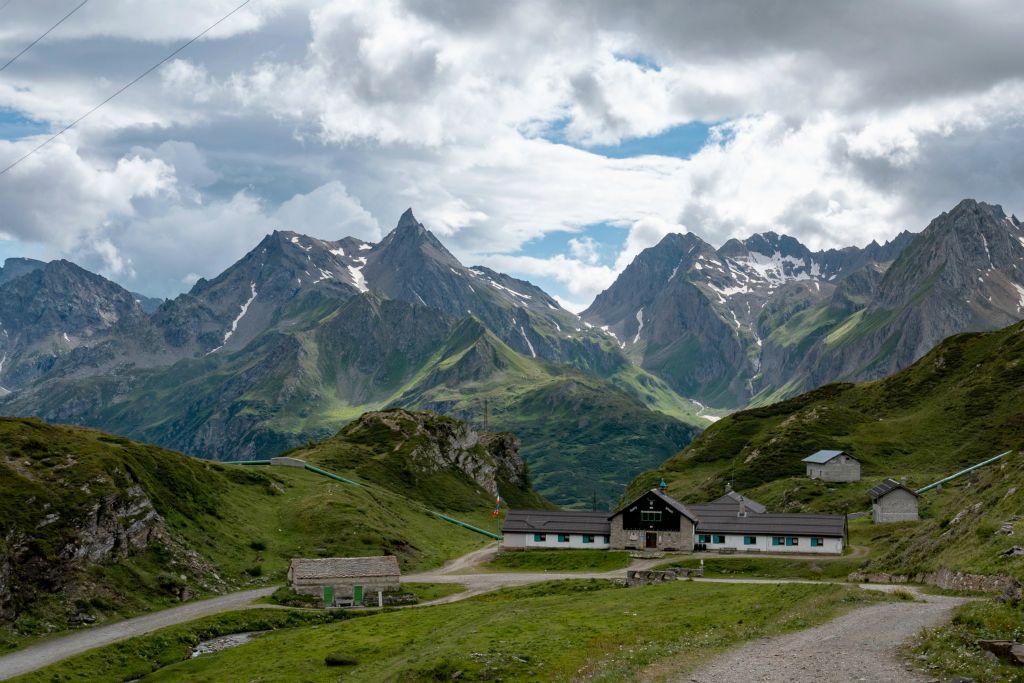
0, 0, 90, 72
0, 0, 253, 178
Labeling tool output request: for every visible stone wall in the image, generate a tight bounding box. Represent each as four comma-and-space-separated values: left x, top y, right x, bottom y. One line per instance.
291, 577, 401, 604
808, 456, 861, 482
873, 488, 919, 523
848, 568, 1022, 596
610, 518, 694, 551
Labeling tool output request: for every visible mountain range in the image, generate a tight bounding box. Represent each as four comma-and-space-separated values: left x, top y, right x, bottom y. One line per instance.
584, 199, 1024, 406
1, 199, 1021, 506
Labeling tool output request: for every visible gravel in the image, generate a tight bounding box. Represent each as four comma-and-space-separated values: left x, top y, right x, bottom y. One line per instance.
678, 592, 968, 683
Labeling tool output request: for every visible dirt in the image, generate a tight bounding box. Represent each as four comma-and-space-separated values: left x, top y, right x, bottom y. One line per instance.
674, 590, 969, 683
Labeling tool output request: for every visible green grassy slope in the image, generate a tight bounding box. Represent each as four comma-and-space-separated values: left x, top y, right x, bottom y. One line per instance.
30, 581, 894, 683
0, 417, 505, 650
631, 321, 1024, 580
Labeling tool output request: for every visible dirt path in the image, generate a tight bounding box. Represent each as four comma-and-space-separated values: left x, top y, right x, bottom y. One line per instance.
0, 587, 276, 681
675, 590, 968, 683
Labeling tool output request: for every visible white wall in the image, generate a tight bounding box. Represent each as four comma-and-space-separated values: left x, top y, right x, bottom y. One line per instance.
695, 533, 843, 554
502, 533, 610, 549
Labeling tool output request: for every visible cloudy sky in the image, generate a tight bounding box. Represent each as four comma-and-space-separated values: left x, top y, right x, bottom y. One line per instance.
1, 0, 1023, 310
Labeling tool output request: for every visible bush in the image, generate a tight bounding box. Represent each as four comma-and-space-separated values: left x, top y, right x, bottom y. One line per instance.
324, 653, 358, 667
249, 540, 267, 552
269, 586, 320, 608
244, 564, 263, 577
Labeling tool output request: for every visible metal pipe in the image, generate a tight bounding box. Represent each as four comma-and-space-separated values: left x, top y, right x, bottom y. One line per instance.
303, 463, 362, 486
915, 450, 1013, 494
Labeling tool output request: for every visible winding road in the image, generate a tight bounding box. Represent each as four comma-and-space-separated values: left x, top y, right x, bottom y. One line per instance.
0, 547, 968, 681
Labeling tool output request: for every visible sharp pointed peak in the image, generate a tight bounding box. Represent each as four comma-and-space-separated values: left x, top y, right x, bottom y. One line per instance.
397, 208, 421, 229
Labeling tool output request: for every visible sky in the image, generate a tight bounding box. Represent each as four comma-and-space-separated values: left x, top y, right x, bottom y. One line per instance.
2, 1, 1024, 311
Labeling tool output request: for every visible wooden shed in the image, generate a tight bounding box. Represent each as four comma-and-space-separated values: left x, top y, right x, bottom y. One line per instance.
287, 555, 401, 607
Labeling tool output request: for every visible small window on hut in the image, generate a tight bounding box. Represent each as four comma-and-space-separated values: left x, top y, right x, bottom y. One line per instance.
558, 534, 570, 543
534, 533, 546, 542
640, 510, 663, 522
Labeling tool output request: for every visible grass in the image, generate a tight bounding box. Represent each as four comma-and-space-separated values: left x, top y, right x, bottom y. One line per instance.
9, 609, 360, 683
32, 580, 898, 682
907, 599, 1024, 683
400, 582, 466, 603
655, 556, 863, 581
483, 549, 631, 573
0, 417, 499, 652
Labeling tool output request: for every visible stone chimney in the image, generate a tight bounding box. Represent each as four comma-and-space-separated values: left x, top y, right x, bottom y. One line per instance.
737, 494, 747, 518
725, 481, 733, 493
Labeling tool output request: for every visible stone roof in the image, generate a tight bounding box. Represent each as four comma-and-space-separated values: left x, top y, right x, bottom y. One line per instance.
706, 491, 768, 514
802, 449, 851, 464
502, 510, 611, 535
288, 555, 400, 580
868, 478, 919, 500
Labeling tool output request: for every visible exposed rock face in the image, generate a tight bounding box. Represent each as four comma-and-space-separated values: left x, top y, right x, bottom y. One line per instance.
64, 484, 167, 564
341, 409, 529, 497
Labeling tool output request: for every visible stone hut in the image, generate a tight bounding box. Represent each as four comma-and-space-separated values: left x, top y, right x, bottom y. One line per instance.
869, 479, 920, 523
287, 555, 400, 606
802, 449, 861, 482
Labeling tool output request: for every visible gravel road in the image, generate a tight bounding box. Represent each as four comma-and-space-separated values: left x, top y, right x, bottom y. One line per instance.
0, 587, 276, 681
678, 591, 968, 683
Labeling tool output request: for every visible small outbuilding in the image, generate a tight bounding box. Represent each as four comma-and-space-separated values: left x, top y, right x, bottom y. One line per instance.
868, 479, 920, 523
802, 449, 861, 482
287, 555, 400, 607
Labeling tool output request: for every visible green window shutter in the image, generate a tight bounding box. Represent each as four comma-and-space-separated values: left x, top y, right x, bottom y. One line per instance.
772, 536, 783, 546
603, 535, 610, 544
534, 533, 543, 542
744, 536, 756, 545
713, 535, 725, 544
787, 537, 798, 546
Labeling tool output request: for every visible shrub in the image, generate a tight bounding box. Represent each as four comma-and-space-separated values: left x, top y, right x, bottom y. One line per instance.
244, 564, 263, 577
249, 540, 267, 552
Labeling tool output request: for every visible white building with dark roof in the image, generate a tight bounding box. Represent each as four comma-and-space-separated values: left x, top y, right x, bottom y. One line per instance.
501, 510, 611, 548
501, 487, 846, 554
802, 449, 861, 482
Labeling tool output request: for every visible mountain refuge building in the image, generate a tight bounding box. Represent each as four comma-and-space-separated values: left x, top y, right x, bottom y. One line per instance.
502, 487, 846, 554
802, 449, 861, 482
869, 479, 920, 523
287, 555, 401, 607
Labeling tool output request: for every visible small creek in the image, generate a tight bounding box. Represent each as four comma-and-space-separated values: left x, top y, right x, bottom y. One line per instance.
190, 631, 263, 658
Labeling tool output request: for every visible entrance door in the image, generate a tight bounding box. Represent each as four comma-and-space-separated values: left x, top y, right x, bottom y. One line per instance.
323, 586, 333, 608
353, 584, 363, 604
645, 532, 657, 549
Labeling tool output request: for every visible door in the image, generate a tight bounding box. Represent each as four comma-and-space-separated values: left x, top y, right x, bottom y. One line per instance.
323, 586, 333, 608
353, 584, 363, 604
645, 532, 657, 549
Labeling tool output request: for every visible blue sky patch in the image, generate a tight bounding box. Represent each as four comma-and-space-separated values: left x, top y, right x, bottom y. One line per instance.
541, 118, 713, 160
518, 221, 625, 264
0, 109, 49, 141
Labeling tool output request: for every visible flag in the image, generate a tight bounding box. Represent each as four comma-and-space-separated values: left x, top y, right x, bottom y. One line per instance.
492, 494, 501, 518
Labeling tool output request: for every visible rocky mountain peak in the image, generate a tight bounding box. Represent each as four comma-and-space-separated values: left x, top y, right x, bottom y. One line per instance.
396, 207, 421, 230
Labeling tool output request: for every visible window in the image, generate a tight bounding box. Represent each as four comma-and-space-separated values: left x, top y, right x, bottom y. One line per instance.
558, 534, 570, 543
603, 535, 610, 544
772, 536, 784, 546
786, 537, 799, 546
712, 535, 725, 544
640, 510, 662, 522
697, 534, 711, 544
811, 537, 824, 547
743, 536, 757, 545
533, 533, 546, 542
582, 534, 595, 544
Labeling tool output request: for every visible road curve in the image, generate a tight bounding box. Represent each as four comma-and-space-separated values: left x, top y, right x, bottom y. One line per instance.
0, 587, 276, 681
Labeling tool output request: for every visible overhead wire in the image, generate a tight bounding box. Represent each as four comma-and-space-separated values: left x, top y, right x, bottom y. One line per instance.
0, 0, 254, 178
0, 0, 90, 72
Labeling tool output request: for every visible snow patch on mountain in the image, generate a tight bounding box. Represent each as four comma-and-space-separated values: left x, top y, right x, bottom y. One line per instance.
348, 265, 368, 293
209, 282, 257, 354
519, 326, 537, 358
633, 308, 644, 344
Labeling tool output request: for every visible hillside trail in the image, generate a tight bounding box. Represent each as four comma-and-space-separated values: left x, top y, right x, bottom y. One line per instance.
663, 588, 970, 683
0, 587, 276, 681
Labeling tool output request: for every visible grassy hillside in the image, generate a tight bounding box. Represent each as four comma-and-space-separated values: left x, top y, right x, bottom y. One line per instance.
19, 581, 897, 682
632, 321, 1024, 580
0, 416, 509, 650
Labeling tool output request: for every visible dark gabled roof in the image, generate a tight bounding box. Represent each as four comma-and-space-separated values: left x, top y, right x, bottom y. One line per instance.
610, 488, 699, 523
868, 478, 919, 500
288, 556, 400, 580
706, 491, 767, 514
502, 509, 611, 535
689, 505, 846, 537
802, 449, 853, 464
